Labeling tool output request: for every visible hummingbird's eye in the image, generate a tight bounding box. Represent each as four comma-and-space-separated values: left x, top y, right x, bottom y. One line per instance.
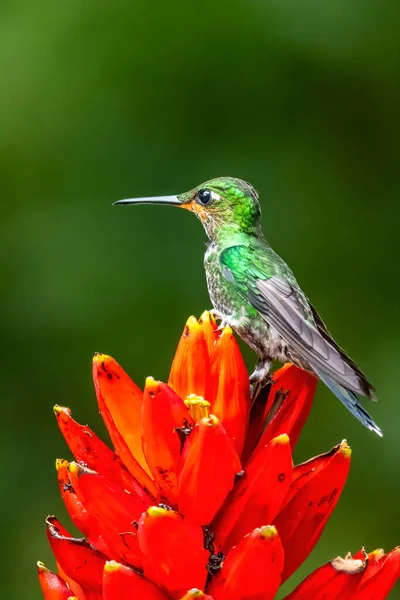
197, 188, 212, 206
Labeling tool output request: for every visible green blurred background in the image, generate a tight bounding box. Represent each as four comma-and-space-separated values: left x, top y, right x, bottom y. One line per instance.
1, 0, 399, 597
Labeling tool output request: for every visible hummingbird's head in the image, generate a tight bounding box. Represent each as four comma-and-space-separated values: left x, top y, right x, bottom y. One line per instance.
114, 177, 261, 240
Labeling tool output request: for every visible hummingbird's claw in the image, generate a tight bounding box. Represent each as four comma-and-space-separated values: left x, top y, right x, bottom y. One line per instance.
210, 308, 231, 329
209, 308, 225, 321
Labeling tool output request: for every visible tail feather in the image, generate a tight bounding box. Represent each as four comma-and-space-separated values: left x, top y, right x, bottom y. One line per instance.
313, 365, 382, 437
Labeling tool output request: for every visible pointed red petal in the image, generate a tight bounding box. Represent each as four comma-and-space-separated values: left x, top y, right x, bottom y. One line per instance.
178, 415, 242, 525
198, 310, 219, 356
54, 406, 145, 498
46, 517, 106, 595
286, 442, 345, 505
55, 459, 113, 556
92, 353, 158, 498
249, 365, 317, 460
138, 506, 208, 599
209, 526, 284, 600
284, 552, 367, 599
274, 440, 351, 582
180, 591, 215, 600
354, 547, 400, 599
209, 326, 250, 456
37, 562, 72, 600
69, 462, 146, 568
213, 433, 292, 552
142, 378, 194, 503
168, 316, 212, 400
103, 561, 169, 600
56, 563, 86, 600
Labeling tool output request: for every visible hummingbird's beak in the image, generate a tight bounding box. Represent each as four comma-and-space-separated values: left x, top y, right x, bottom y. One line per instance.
113, 195, 182, 207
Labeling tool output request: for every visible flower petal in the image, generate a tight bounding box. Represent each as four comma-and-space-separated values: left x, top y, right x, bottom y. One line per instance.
54, 405, 147, 498
208, 526, 284, 600
180, 590, 215, 600
56, 562, 91, 600
138, 506, 208, 599
92, 353, 157, 497
284, 551, 367, 599
69, 462, 146, 568
178, 415, 242, 525
213, 433, 292, 552
37, 562, 72, 599
274, 440, 352, 581
103, 561, 169, 600
354, 547, 400, 599
247, 365, 317, 461
55, 459, 113, 557
209, 326, 250, 456
198, 310, 219, 356
287, 442, 345, 504
142, 378, 194, 503
168, 316, 212, 400
46, 516, 106, 595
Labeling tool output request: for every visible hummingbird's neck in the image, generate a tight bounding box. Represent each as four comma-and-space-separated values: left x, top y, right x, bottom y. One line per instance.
211, 222, 265, 247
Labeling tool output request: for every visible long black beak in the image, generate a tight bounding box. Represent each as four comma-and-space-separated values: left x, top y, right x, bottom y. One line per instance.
113, 195, 182, 206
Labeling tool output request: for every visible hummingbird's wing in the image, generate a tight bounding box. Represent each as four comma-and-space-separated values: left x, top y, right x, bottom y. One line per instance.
220, 245, 375, 400
308, 304, 375, 399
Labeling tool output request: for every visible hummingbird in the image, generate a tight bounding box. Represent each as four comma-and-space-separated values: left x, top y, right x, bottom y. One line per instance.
114, 177, 382, 436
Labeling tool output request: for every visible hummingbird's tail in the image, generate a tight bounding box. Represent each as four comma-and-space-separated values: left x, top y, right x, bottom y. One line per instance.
312, 365, 383, 436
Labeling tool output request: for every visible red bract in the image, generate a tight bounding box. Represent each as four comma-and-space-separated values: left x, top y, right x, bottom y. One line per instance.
37, 561, 72, 599
39, 312, 399, 599
209, 526, 284, 600
178, 415, 241, 525
284, 551, 368, 599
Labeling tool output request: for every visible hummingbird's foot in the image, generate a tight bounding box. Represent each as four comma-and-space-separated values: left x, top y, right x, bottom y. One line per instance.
249, 358, 272, 384
210, 308, 234, 330
209, 308, 225, 321
217, 316, 233, 331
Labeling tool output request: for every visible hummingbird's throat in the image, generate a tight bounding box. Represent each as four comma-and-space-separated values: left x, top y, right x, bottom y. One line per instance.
180, 200, 219, 239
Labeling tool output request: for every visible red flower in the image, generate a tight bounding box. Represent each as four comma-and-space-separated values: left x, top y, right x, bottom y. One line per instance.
38, 311, 399, 599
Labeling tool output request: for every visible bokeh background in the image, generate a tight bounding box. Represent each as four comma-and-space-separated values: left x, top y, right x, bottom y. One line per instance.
1, 0, 399, 598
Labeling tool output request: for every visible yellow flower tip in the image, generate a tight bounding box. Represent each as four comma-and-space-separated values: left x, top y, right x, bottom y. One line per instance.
145, 376, 161, 393
186, 590, 204, 598
69, 462, 96, 478
53, 404, 70, 417
147, 505, 168, 518
92, 352, 109, 364
68, 461, 79, 476
37, 561, 48, 573
199, 310, 211, 324
55, 458, 69, 471
199, 310, 218, 327
272, 433, 290, 445
184, 395, 210, 421
68, 597, 79, 600
184, 315, 202, 336
104, 560, 122, 573
259, 525, 278, 539
339, 439, 352, 459
371, 548, 385, 560
220, 324, 233, 337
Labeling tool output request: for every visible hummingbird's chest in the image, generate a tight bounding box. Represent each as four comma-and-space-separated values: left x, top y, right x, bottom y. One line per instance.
203, 242, 295, 362
204, 242, 240, 315
204, 243, 260, 329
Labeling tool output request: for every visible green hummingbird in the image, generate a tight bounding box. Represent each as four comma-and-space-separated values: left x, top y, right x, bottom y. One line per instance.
114, 177, 381, 436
